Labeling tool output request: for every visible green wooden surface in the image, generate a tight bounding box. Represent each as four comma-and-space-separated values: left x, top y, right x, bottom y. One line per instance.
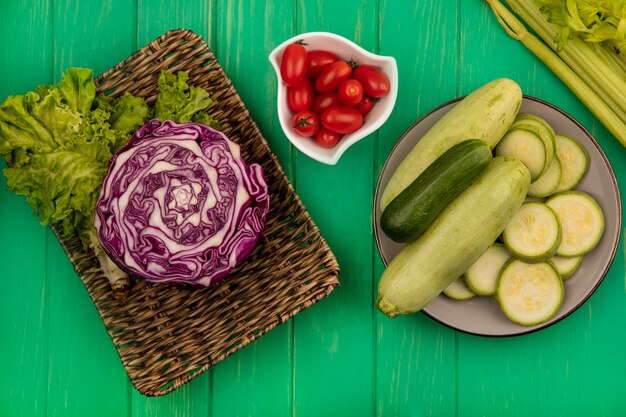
1, 1, 625, 416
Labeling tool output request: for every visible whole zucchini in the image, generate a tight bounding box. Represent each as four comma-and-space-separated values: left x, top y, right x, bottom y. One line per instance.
380, 78, 522, 210
377, 157, 531, 318
380, 139, 492, 243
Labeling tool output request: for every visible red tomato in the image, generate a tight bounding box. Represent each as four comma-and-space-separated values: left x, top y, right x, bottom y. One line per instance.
352, 65, 390, 98
355, 96, 377, 116
338, 79, 364, 107
315, 61, 354, 93
292, 110, 320, 137
315, 127, 342, 148
320, 106, 363, 134
307, 50, 338, 78
287, 78, 314, 111
312, 93, 340, 114
280, 41, 308, 86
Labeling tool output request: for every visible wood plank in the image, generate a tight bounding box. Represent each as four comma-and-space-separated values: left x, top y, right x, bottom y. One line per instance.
211, 1, 295, 416
0, 1, 52, 416
45, 1, 137, 415
292, 1, 377, 415
457, 2, 626, 416
374, 1, 459, 416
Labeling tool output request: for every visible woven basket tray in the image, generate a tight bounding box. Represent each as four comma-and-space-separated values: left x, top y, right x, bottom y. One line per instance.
51, 29, 340, 396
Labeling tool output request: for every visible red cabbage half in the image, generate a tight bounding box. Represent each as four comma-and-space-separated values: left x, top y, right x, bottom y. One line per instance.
94, 119, 269, 287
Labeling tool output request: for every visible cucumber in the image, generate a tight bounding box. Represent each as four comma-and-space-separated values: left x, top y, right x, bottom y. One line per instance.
546, 191, 604, 257
550, 255, 583, 279
553, 134, 589, 193
443, 278, 476, 300
377, 156, 530, 318
380, 139, 492, 243
502, 202, 562, 262
464, 243, 511, 296
527, 155, 562, 198
380, 78, 522, 210
495, 128, 547, 181
496, 259, 563, 326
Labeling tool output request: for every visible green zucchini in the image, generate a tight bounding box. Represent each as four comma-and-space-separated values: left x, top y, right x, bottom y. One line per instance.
553, 134, 589, 193
550, 255, 583, 279
443, 277, 476, 300
380, 78, 522, 210
464, 243, 511, 296
502, 202, 562, 262
380, 139, 492, 243
528, 155, 562, 198
377, 157, 531, 318
546, 191, 604, 257
495, 127, 547, 181
496, 259, 563, 326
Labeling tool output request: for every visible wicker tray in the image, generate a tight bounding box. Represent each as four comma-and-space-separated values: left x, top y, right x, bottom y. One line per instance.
51, 29, 340, 396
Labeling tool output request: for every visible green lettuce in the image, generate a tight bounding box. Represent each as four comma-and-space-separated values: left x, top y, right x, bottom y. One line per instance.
0, 66, 220, 255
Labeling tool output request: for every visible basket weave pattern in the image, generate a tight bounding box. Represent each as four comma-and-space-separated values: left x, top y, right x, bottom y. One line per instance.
51, 29, 340, 396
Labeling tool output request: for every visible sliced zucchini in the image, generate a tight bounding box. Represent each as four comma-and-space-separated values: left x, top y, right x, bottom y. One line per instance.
528, 155, 562, 198
546, 191, 604, 256
495, 128, 547, 181
550, 255, 583, 279
496, 259, 563, 326
502, 202, 562, 262
443, 277, 476, 300
510, 114, 556, 170
465, 243, 511, 296
554, 134, 589, 193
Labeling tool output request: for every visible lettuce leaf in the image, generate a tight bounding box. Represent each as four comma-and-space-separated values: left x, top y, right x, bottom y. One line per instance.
154, 70, 219, 127
0, 66, 220, 253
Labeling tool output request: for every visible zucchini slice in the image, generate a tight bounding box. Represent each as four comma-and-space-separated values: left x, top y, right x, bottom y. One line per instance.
495, 128, 547, 181
464, 243, 511, 296
553, 134, 589, 193
546, 191, 604, 257
496, 259, 563, 326
510, 114, 556, 170
443, 277, 476, 300
550, 255, 583, 279
502, 202, 562, 262
528, 155, 562, 198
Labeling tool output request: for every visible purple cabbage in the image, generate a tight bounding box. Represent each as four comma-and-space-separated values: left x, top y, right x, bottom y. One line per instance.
94, 119, 269, 287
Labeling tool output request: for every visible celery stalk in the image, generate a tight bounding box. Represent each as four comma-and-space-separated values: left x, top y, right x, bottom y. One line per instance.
507, 0, 626, 113
486, 0, 626, 147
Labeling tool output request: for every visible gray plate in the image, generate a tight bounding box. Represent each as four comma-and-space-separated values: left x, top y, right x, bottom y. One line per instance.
374, 96, 622, 337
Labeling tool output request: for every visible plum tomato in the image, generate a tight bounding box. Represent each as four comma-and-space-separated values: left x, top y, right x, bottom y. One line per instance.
338, 79, 364, 107
320, 106, 363, 134
307, 50, 338, 78
315, 61, 354, 93
292, 110, 320, 137
351, 65, 390, 98
280, 41, 308, 86
312, 93, 341, 114
287, 78, 314, 111
315, 127, 342, 148
355, 96, 377, 116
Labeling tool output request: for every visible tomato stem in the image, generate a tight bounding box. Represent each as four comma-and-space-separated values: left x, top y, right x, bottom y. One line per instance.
293, 116, 316, 128
294, 39, 308, 46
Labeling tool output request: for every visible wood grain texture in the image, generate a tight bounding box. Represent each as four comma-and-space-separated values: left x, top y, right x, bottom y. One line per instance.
0, 1, 52, 416
293, 1, 377, 416
375, 2, 459, 416
1, 0, 626, 415
212, 1, 295, 416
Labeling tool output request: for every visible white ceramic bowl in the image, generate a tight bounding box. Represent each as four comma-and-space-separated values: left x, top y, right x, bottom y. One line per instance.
269, 32, 398, 165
